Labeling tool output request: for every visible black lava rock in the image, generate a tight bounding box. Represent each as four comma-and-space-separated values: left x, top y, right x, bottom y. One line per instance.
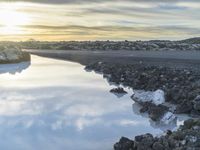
114, 137, 135, 150
110, 87, 128, 94
114, 119, 200, 150
85, 61, 200, 116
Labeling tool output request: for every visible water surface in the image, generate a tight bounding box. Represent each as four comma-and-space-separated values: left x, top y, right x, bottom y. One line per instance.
0, 55, 183, 150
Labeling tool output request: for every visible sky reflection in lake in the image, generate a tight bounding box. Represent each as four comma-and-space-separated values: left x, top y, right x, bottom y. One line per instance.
0, 55, 178, 150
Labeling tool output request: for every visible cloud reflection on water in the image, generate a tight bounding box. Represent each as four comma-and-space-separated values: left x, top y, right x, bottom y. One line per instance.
0, 55, 174, 150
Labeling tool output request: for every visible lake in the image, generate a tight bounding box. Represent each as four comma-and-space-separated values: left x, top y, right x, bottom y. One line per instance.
0, 55, 185, 150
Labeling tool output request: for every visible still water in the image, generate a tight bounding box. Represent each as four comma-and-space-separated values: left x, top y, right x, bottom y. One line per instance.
0, 55, 183, 150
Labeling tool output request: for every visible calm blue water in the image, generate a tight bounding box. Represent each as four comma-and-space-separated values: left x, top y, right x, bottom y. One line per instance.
0, 55, 184, 150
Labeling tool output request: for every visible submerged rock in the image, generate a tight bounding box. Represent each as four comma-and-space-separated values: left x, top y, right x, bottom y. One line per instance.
131, 89, 173, 122
132, 100, 176, 123
160, 112, 177, 125
147, 103, 169, 121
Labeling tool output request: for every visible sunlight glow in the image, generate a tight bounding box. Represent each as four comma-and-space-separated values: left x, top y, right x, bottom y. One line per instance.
0, 4, 30, 35
0, 10, 29, 26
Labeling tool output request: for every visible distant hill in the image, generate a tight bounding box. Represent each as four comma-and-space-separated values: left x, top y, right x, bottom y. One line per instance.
180, 37, 200, 44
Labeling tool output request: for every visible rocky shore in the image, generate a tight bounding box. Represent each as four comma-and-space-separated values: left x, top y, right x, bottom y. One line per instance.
1, 37, 200, 51
0, 47, 30, 64
114, 119, 200, 150
85, 61, 200, 149
85, 62, 200, 116
28, 40, 200, 51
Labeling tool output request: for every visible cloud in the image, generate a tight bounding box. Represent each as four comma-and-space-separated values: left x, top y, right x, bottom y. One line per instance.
20, 24, 200, 32
0, 0, 199, 41
2, 25, 199, 40
0, 0, 199, 5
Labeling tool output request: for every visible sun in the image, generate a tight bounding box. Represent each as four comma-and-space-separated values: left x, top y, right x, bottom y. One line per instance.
0, 10, 28, 26
0, 4, 30, 35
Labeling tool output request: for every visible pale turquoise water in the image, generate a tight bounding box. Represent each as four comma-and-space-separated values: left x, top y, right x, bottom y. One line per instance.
0, 55, 183, 150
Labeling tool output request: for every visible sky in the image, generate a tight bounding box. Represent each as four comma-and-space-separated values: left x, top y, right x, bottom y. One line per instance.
0, 0, 199, 41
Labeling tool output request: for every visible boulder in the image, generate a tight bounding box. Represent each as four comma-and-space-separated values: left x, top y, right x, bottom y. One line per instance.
193, 95, 200, 111
0, 48, 30, 64
110, 87, 128, 94
147, 103, 168, 121
152, 142, 165, 150
114, 137, 135, 150
135, 133, 155, 149
114, 119, 200, 150
132, 101, 169, 122
131, 89, 165, 106
176, 100, 193, 114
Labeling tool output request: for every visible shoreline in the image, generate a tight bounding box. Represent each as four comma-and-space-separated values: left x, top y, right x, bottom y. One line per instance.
0, 49, 30, 64
24, 49, 200, 120
24, 49, 200, 70
25, 49, 200, 149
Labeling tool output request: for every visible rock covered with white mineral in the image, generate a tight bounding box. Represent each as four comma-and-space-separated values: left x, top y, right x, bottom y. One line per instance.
132, 89, 165, 105
0, 47, 30, 63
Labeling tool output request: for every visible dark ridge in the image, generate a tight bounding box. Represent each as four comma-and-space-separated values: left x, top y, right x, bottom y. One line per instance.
180, 37, 200, 44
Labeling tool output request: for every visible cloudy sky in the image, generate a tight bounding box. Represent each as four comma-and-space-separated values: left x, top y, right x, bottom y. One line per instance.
0, 0, 199, 41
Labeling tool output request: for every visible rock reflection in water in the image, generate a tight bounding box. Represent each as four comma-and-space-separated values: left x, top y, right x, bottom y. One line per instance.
0, 61, 30, 75
132, 99, 189, 131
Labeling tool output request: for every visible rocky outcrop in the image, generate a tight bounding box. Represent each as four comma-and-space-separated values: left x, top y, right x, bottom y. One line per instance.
131, 90, 165, 106
85, 62, 200, 116
193, 96, 200, 111
0, 48, 30, 64
110, 87, 128, 98
114, 119, 200, 150
131, 90, 176, 124
110, 87, 128, 94
180, 37, 200, 44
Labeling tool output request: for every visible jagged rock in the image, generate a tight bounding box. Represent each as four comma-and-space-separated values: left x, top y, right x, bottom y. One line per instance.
181, 119, 200, 130
147, 104, 168, 121
114, 137, 135, 150
131, 89, 165, 106
114, 119, 200, 150
110, 87, 128, 98
193, 96, 200, 111
152, 142, 164, 150
85, 61, 200, 117
135, 133, 155, 149
134, 101, 168, 121
176, 100, 193, 114
110, 87, 128, 94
